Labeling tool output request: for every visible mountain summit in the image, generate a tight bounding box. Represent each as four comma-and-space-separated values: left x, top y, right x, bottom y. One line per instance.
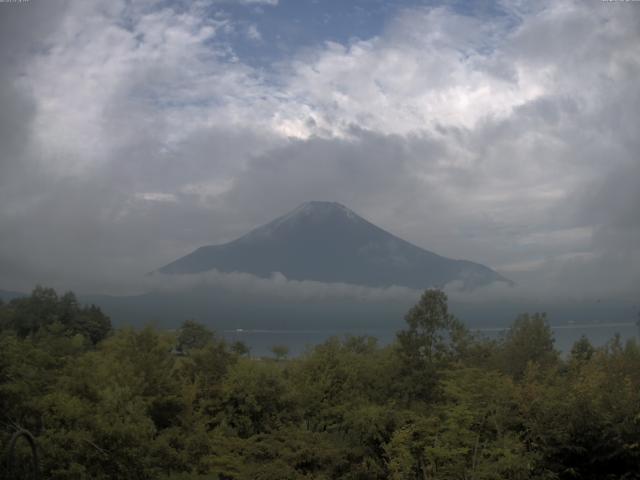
158, 201, 508, 290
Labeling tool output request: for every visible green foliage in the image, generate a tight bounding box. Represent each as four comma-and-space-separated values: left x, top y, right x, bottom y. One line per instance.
230, 340, 250, 357
570, 335, 595, 363
499, 312, 559, 379
221, 359, 293, 438
177, 320, 214, 353
271, 344, 289, 361
395, 289, 469, 402
0, 286, 111, 345
1, 286, 640, 479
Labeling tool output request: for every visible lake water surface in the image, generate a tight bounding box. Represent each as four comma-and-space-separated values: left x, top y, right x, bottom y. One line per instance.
222, 322, 639, 358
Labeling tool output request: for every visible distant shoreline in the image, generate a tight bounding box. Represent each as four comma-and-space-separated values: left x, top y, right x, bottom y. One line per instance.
224, 322, 637, 335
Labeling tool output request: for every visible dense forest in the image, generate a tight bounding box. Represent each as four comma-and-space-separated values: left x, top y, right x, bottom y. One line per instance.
1, 287, 639, 479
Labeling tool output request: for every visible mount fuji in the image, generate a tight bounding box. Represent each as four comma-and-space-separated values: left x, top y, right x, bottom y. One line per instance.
157, 201, 509, 290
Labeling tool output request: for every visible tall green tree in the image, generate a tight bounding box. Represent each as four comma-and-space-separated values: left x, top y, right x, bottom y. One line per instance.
177, 320, 214, 353
500, 312, 558, 380
395, 289, 467, 402
0, 287, 111, 344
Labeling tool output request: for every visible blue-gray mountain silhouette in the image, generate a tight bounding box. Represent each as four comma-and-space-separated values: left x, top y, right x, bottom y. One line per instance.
158, 201, 509, 290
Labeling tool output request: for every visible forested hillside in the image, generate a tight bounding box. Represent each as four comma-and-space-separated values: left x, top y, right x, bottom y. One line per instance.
1, 287, 639, 479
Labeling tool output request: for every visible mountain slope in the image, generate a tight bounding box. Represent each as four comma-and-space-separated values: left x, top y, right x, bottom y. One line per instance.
158, 201, 509, 290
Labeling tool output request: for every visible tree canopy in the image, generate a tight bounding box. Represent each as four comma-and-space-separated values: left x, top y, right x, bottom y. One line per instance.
1, 286, 639, 479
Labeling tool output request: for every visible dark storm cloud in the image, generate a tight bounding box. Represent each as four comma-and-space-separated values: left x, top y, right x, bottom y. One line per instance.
0, 1, 65, 183
222, 130, 445, 223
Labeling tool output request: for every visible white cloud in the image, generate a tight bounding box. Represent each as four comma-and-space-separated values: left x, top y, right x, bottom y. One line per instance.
22, 0, 270, 177
146, 270, 420, 303
246, 24, 262, 41
216, 0, 278, 5
279, 9, 545, 136
135, 192, 178, 203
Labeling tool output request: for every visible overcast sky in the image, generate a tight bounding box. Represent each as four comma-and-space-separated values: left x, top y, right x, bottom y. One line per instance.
0, 0, 638, 300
